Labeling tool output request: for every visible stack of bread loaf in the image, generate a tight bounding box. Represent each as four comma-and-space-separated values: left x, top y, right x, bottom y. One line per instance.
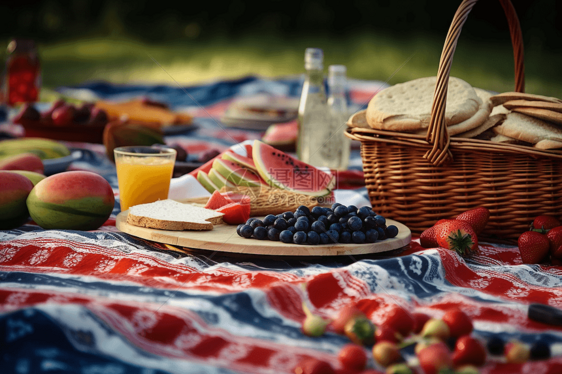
348, 76, 562, 150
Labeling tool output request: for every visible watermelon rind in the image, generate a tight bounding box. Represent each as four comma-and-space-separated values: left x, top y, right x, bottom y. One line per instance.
212, 158, 261, 187
252, 140, 335, 197
209, 168, 235, 189
222, 152, 257, 172
197, 171, 219, 194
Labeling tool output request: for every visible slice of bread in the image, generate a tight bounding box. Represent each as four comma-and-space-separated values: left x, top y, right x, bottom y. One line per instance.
127, 199, 223, 231
511, 107, 562, 125
490, 92, 562, 107
493, 112, 562, 144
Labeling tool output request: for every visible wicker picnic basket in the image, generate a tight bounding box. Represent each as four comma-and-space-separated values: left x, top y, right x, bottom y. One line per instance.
345, 0, 562, 241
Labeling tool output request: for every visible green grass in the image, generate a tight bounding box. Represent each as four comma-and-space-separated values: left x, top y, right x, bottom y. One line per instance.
32, 33, 562, 99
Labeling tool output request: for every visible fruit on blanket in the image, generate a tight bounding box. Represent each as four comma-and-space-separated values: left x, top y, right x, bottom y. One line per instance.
442, 308, 473, 338
294, 357, 335, 374
504, 340, 530, 363
222, 152, 258, 172
252, 140, 335, 197
421, 319, 450, 340
103, 120, 165, 162
379, 305, 414, 337
547, 226, 562, 259
0, 153, 44, 174
74, 102, 94, 123
344, 317, 375, 346
416, 342, 453, 374
212, 158, 262, 187
435, 220, 478, 256
197, 171, 219, 193
412, 312, 431, 334
374, 325, 401, 343
208, 168, 235, 189
452, 336, 486, 367
204, 190, 232, 210
0, 137, 70, 160
27, 171, 115, 230
332, 305, 366, 334
8, 170, 45, 186
338, 344, 367, 372
52, 104, 76, 126
216, 201, 250, 225
456, 207, 490, 235
532, 215, 561, 231
89, 107, 108, 126
415, 337, 442, 354
0, 171, 34, 229
12, 103, 41, 123
372, 341, 401, 367
262, 120, 298, 150
385, 364, 412, 374
518, 231, 550, 264
420, 226, 438, 248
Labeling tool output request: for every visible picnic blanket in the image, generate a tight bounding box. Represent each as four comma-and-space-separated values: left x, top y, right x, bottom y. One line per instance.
1, 76, 562, 374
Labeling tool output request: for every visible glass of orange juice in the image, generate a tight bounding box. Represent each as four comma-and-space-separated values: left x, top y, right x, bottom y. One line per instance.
114, 146, 176, 212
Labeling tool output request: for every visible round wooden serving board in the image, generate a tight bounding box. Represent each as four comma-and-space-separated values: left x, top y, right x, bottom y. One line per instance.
116, 211, 411, 256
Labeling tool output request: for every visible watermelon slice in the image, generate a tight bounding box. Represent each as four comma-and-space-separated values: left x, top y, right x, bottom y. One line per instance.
252, 140, 335, 197
262, 120, 297, 151
216, 202, 251, 225
212, 158, 262, 187
222, 152, 257, 172
197, 171, 219, 193
209, 168, 235, 189
204, 190, 233, 210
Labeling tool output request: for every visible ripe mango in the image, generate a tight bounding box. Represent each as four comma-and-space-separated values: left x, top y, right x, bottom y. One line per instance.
0, 171, 34, 229
0, 153, 44, 174
103, 120, 165, 162
27, 171, 115, 230
9, 170, 45, 186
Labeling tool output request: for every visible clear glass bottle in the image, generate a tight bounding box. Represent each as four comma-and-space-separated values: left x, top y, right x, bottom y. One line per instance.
325, 65, 350, 170
296, 48, 330, 166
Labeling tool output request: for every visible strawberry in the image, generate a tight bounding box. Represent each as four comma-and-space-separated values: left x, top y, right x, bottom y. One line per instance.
417, 341, 453, 374
372, 341, 401, 367
378, 305, 414, 337
420, 226, 438, 248
374, 325, 401, 343
294, 357, 335, 374
441, 308, 473, 338
504, 341, 530, 363
547, 226, 562, 260
533, 215, 561, 231
452, 336, 486, 367
332, 305, 366, 335
412, 312, 431, 334
436, 218, 455, 226
435, 220, 479, 256
456, 207, 490, 235
338, 344, 367, 372
518, 231, 550, 264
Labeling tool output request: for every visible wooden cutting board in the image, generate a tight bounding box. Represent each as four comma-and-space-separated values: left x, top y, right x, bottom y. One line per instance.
116, 211, 411, 256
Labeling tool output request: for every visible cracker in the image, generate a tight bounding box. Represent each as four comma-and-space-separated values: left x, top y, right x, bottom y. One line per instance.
511, 107, 562, 126
503, 99, 562, 113
493, 112, 562, 144
366, 76, 481, 132
490, 92, 562, 107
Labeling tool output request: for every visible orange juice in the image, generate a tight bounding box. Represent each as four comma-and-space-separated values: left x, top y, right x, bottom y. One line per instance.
114, 147, 176, 212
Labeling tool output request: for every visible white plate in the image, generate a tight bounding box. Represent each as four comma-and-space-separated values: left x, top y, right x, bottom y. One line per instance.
43, 150, 82, 175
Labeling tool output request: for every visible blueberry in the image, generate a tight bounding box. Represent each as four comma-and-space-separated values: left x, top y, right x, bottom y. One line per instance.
307, 231, 320, 245
530, 341, 551, 360
319, 232, 330, 244
331, 202, 343, 211
339, 231, 351, 243
334, 205, 348, 218
370, 210, 377, 216
282, 211, 294, 220
376, 227, 387, 240
365, 229, 379, 243
254, 226, 268, 240
385, 225, 399, 238
287, 217, 297, 227
487, 337, 504, 356
297, 205, 310, 215
294, 219, 309, 232
268, 228, 280, 241
347, 205, 358, 214
236, 224, 244, 236
250, 219, 264, 229
240, 225, 253, 238
324, 209, 333, 216
329, 223, 342, 233
311, 221, 326, 233
273, 218, 288, 231
374, 215, 386, 227
263, 214, 277, 226
357, 206, 372, 220
339, 216, 349, 225
293, 231, 307, 244
297, 215, 310, 223
327, 214, 339, 224
294, 210, 308, 220
317, 215, 328, 226
347, 211, 357, 217
326, 229, 339, 243
364, 216, 377, 229
352, 231, 366, 243
311, 206, 324, 217
287, 226, 297, 234
341, 223, 349, 231
348, 216, 363, 231
246, 218, 257, 225
280, 230, 293, 243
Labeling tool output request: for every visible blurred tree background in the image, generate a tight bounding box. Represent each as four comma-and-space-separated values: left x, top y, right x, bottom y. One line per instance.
1, 0, 562, 96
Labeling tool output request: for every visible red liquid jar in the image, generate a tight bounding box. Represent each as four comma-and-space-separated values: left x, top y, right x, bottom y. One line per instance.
4, 39, 41, 106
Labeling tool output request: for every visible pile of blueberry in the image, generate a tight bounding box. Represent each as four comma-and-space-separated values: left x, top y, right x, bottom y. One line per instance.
236, 203, 398, 245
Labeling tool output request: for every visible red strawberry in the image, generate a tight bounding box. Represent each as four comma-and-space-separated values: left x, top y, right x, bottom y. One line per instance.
420, 226, 438, 248
436, 218, 455, 226
294, 357, 335, 374
452, 336, 486, 367
332, 305, 366, 335
374, 325, 401, 343
412, 312, 431, 334
379, 305, 414, 337
547, 226, 562, 260
518, 231, 550, 264
441, 308, 473, 338
533, 215, 561, 231
338, 344, 367, 372
417, 342, 453, 374
435, 220, 479, 256
456, 207, 490, 235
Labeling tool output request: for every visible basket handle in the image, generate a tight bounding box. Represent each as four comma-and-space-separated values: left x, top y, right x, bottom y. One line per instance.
424, 0, 525, 165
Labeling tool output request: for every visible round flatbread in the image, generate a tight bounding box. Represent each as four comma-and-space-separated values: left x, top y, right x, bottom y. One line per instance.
493, 112, 562, 144
503, 99, 562, 113
490, 92, 562, 107
511, 107, 562, 126
455, 114, 505, 138
346, 110, 369, 128
366, 76, 481, 132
